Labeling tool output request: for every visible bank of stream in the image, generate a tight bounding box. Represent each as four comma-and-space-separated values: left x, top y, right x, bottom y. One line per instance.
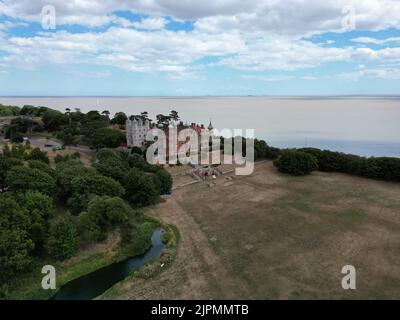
52, 228, 165, 300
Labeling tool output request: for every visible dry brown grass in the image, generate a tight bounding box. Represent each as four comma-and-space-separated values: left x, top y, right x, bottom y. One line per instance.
112, 161, 400, 299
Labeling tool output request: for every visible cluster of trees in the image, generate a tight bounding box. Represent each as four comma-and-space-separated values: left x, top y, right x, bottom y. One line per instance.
299, 148, 400, 182
155, 110, 180, 125
0, 105, 20, 116
269, 146, 400, 182
220, 137, 281, 161
3, 117, 43, 143
0, 144, 63, 283
46, 109, 126, 149
1, 104, 127, 150
0, 141, 172, 288
274, 150, 318, 176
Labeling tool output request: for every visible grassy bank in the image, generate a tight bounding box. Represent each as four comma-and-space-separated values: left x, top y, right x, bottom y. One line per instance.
3, 216, 164, 300
98, 223, 180, 299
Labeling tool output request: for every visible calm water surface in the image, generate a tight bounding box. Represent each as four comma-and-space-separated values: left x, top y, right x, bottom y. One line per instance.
52, 228, 165, 300
1, 96, 399, 157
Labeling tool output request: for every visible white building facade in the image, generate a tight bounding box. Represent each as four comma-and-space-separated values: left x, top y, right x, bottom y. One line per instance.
126, 118, 150, 148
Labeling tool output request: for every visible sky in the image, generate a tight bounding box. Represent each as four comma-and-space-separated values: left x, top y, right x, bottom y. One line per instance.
0, 0, 400, 96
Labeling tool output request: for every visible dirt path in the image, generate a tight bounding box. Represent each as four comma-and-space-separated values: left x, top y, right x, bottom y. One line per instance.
115, 195, 244, 299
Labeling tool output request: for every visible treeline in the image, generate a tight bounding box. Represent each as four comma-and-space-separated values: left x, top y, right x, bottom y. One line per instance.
0, 142, 172, 295
252, 139, 400, 182
0, 104, 127, 149
299, 148, 400, 182
0, 104, 21, 116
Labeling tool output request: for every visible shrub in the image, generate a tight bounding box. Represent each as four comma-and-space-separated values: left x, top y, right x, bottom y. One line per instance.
127, 153, 148, 170
154, 169, 172, 194
274, 150, 318, 176
46, 217, 78, 260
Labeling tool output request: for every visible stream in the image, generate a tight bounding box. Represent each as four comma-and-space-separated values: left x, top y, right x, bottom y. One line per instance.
52, 228, 165, 300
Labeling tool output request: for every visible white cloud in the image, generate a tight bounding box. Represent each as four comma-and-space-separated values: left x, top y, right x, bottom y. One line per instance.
0, 0, 400, 33
339, 67, 400, 81
0, 0, 400, 80
68, 70, 111, 78
352, 36, 400, 45
241, 75, 295, 82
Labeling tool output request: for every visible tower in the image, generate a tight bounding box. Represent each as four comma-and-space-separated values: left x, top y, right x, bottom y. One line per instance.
126, 118, 150, 148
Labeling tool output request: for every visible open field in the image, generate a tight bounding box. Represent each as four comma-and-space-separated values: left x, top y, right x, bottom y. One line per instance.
110, 161, 400, 299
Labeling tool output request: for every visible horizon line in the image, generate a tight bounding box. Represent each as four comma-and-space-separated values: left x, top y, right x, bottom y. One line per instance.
1, 94, 400, 99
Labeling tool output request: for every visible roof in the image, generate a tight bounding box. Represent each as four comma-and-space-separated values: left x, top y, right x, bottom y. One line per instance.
207, 119, 213, 130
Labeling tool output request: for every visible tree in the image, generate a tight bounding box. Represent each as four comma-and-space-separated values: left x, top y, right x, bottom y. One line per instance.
61, 132, 78, 151
0, 229, 34, 279
0, 154, 22, 190
156, 114, 170, 125
0, 104, 20, 116
79, 196, 133, 242
65, 108, 71, 125
6, 166, 57, 196
10, 131, 24, 143
90, 127, 125, 149
274, 150, 318, 176
154, 168, 172, 194
124, 168, 159, 207
94, 157, 128, 183
71, 174, 125, 198
127, 153, 148, 170
21, 190, 54, 221
19, 191, 54, 247
20, 105, 37, 116
68, 174, 125, 214
46, 217, 78, 260
110, 112, 128, 126
130, 147, 143, 155
96, 148, 119, 161
55, 160, 97, 199
102, 110, 110, 123
42, 110, 68, 132
0, 194, 34, 279
28, 160, 54, 177
169, 110, 179, 121
26, 147, 50, 164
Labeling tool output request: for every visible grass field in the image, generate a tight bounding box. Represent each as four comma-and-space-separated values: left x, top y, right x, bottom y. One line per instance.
110, 161, 400, 299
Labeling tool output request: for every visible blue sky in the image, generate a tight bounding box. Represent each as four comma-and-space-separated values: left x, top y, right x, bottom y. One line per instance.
1, 0, 400, 96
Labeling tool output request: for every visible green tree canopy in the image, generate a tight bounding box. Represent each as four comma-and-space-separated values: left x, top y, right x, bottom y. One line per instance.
28, 160, 54, 177
124, 168, 159, 207
68, 174, 125, 214
26, 148, 50, 164
55, 160, 97, 199
90, 127, 125, 149
5, 166, 57, 196
110, 112, 128, 125
154, 169, 172, 194
79, 196, 133, 242
46, 217, 78, 260
0, 194, 34, 279
274, 150, 318, 176
42, 110, 68, 132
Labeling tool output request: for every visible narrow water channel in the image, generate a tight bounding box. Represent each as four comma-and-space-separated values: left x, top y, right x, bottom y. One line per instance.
52, 228, 165, 300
